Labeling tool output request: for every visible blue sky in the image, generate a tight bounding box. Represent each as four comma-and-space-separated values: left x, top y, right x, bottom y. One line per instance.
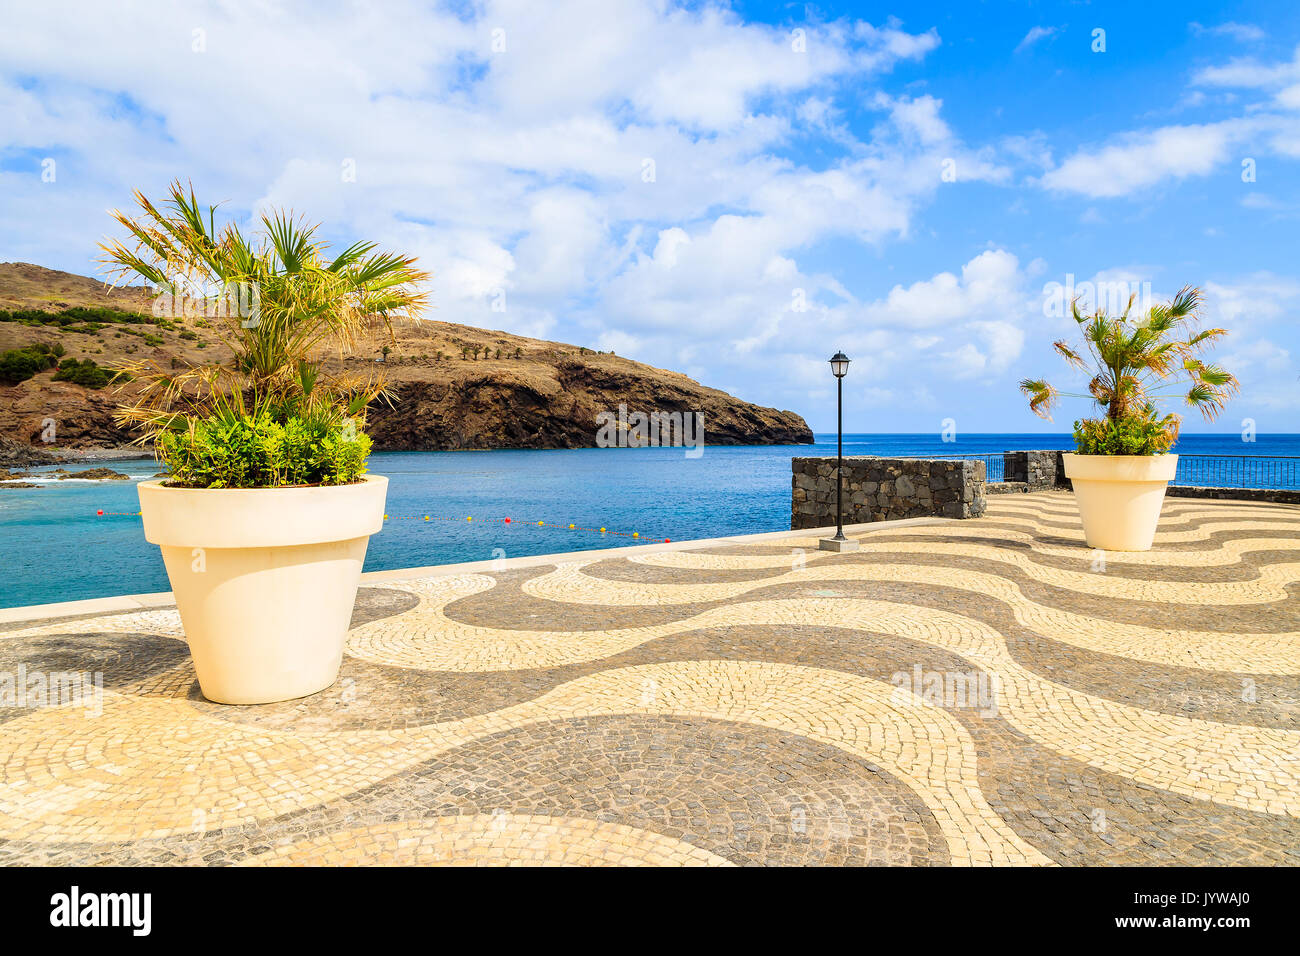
2, 1, 1298, 432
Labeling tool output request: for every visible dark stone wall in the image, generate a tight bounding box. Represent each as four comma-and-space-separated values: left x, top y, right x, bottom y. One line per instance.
791, 456, 986, 530
1001, 450, 1071, 490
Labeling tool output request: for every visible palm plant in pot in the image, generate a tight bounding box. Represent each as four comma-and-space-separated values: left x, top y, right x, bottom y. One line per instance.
101, 182, 428, 703
1020, 286, 1237, 551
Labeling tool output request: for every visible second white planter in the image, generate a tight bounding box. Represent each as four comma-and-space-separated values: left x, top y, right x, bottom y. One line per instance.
138, 475, 388, 704
1062, 453, 1177, 552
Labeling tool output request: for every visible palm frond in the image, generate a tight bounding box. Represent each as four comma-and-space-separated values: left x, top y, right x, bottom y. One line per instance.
97, 184, 428, 446
1024, 282, 1234, 428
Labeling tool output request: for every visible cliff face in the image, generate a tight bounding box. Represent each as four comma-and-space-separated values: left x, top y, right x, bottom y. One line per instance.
366, 360, 811, 450
0, 262, 813, 452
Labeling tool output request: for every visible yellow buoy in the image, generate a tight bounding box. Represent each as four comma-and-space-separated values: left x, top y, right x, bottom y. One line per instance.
383, 514, 389, 520
633, 532, 639, 538
600, 527, 606, 533
569, 523, 575, 529
424, 515, 430, 521
467, 516, 472, 521
538, 520, 544, 526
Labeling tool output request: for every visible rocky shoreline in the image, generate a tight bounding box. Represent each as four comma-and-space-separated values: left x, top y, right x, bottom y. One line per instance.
0, 463, 132, 487
0, 434, 150, 469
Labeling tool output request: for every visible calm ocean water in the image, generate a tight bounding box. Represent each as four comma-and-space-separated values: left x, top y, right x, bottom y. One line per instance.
3, 432, 1297, 609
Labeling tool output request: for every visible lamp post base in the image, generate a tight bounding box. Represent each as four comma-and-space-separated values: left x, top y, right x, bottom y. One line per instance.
818, 537, 859, 552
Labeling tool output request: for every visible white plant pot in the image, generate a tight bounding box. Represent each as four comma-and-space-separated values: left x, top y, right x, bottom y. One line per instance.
138, 476, 388, 704
1061, 454, 1177, 552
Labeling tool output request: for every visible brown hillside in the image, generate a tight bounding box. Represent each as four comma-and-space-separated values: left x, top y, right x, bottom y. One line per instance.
0, 263, 813, 452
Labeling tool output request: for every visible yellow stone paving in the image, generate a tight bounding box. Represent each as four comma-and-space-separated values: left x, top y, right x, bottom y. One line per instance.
239, 814, 736, 867
635, 525, 1300, 570
527, 548, 1300, 606
1, 491, 1297, 865
349, 572, 1300, 675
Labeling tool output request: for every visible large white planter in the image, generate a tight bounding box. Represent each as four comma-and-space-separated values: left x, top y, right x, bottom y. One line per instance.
1062, 454, 1177, 552
138, 476, 388, 704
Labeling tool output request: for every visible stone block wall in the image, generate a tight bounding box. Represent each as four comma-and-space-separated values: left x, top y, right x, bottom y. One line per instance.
1001, 450, 1071, 490
791, 456, 986, 530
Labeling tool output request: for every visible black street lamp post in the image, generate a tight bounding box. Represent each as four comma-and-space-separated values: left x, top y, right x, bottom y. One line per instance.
829, 351, 850, 542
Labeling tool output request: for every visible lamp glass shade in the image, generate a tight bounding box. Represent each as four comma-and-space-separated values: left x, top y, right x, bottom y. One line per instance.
829, 351, 850, 378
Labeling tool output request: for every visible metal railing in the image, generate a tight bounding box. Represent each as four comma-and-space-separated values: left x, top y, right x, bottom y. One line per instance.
1171, 455, 1300, 490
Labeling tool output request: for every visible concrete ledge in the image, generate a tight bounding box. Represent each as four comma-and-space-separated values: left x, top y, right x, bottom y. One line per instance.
1166, 485, 1300, 505
0, 515, 947, 626
0, 591, 174, 626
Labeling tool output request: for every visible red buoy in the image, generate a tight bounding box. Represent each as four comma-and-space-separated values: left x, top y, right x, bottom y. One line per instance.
504, 517, 511, 524
664, 538, 670, 543
97, 510, 104, 516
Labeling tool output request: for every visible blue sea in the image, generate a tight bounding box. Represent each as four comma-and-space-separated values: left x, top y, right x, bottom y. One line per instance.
3, 433, 1297, 610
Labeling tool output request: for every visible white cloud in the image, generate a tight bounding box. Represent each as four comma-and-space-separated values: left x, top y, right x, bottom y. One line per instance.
1189, 22, 1266, 44
1037, 120, 1247, 197
1193, 45, 1300, 88
1035, 45, 1300, 198
864, 250, 1023, 329
1204, 274, 1300, 329
941, 343, 988, 378
1015, 26, 1060, 54
1197, 277, 1300, 415
873, 93, 951, 145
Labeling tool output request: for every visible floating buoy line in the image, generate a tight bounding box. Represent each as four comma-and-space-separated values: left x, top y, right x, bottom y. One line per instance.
96, 509, 669, 542
381, 514, 668, 542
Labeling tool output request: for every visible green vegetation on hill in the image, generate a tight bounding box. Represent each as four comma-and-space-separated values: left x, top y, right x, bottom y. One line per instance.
53, 357, 125, 389
0, 305, 156, 327
0, 305, 186, 338
0, 343, 62, 384
0, 342, 123, 389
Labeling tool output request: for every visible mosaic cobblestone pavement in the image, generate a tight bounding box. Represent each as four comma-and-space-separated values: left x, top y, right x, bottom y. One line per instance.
1, 492, 1298, 866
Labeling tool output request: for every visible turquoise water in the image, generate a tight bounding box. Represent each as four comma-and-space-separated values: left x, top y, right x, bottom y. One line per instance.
2, 432, 1297, 609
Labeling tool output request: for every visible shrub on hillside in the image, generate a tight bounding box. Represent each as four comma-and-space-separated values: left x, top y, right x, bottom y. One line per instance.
0, 345, 58, 384
0, 306, 156, 327
52, 357, 124, 389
